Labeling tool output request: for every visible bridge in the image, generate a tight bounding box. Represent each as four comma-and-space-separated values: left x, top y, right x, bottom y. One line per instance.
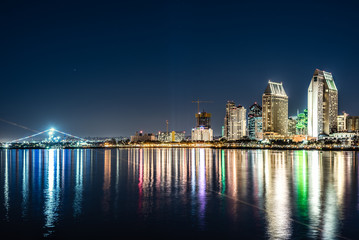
7, 128, 87, 144
0, 117, 87, 147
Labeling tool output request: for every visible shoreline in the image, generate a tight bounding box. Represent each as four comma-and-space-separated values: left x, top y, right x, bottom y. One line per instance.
1, 143, 359, 151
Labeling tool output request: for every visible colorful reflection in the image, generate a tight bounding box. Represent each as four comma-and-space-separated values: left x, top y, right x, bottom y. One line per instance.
0, 149, 90, 237
0, 149, 358, 238
129, 148, 357, 238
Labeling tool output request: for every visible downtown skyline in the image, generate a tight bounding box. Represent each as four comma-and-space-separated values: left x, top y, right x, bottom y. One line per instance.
1, 1, 359, 140
2, 2, 359, 239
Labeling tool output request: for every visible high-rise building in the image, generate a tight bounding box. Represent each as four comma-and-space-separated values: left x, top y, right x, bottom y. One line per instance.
223, 101, 247, 140
262, 81, 288, 136
192, 111, 213, 141
308, 69, 338, 138
337, 112, 348, 132
347, 116, 359, 132
248, 102, 262, 140
224, 101, 235, 139
195, 112, 211, 128
288, 117, 297, 136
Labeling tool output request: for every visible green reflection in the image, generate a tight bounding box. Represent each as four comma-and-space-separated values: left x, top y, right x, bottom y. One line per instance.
221, 150, 226, 194
296, 150, 308, 218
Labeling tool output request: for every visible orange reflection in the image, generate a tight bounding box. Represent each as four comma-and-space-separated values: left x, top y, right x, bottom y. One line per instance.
102, 149, 111, 213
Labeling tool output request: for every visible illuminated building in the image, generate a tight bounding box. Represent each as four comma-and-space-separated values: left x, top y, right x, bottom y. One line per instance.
308, 69, 338, 138
192, 111, 213, 141
330, 132, 358, 139
191, 127, 213, 141
337, 112, 348, 132
296, 109, 308, 135
158, 131, 185, 142
223, 101, 247, 140
248, 102, 262, 140
347, 116, 359, 132
130, 131, 157, 142
262, 81, 288, 136
288, 117, 297, 136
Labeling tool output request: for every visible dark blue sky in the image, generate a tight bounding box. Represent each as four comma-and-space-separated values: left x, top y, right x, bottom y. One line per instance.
1, 0, 359, 140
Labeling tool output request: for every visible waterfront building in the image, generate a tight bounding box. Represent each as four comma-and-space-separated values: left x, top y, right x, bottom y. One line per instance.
330, 132, 359, 139
347, 116, 359, 132
248, 102, 262, 140
262, 132, 288, 140
224, 101, 247, 140
308, 69, 338, 138
326, 132, 359, 146
158, 131, 185, 142
337, 112, 349, 132
192, 111, 213, 141
130, 131, 157, 142
191, 127, 213, 141
288, 117, 297, 136
262, 81, 288, 136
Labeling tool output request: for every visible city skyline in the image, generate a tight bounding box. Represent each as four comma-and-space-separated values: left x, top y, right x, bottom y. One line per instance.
0, 67, 353, 141
2, 2, 359, 239
1, 1, 359, 139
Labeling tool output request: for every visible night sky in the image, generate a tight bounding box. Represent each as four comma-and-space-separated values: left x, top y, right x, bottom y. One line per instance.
1, 0, 359, 140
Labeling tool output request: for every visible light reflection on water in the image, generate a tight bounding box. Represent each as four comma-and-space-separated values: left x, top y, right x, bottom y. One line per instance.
43, 149, 60, 236
0, 149, 358, 238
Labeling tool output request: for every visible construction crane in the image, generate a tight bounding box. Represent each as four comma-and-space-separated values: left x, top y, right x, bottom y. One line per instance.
192, 99, 213, 113
166, 120, 169, 135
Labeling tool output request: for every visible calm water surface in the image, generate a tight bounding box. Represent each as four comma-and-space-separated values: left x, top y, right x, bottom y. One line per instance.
0, 148, 358, 239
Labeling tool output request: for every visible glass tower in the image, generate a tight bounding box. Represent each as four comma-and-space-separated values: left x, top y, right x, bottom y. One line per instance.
248, 102, 262, 140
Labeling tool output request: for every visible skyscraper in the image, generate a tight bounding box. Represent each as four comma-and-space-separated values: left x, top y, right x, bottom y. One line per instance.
347, 116, 359, 132
337, 112, 348, 132
308, 69, 338, 138
223, 101, 247, 140
248, 102, 262, 140
262, 81, 288, 136
288, 117, 297, 136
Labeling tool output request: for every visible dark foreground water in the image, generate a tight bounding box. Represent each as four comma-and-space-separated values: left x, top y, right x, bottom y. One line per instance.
0, 149, 359, 239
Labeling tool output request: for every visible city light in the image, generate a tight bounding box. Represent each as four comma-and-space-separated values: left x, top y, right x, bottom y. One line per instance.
1, 68, 359, 150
